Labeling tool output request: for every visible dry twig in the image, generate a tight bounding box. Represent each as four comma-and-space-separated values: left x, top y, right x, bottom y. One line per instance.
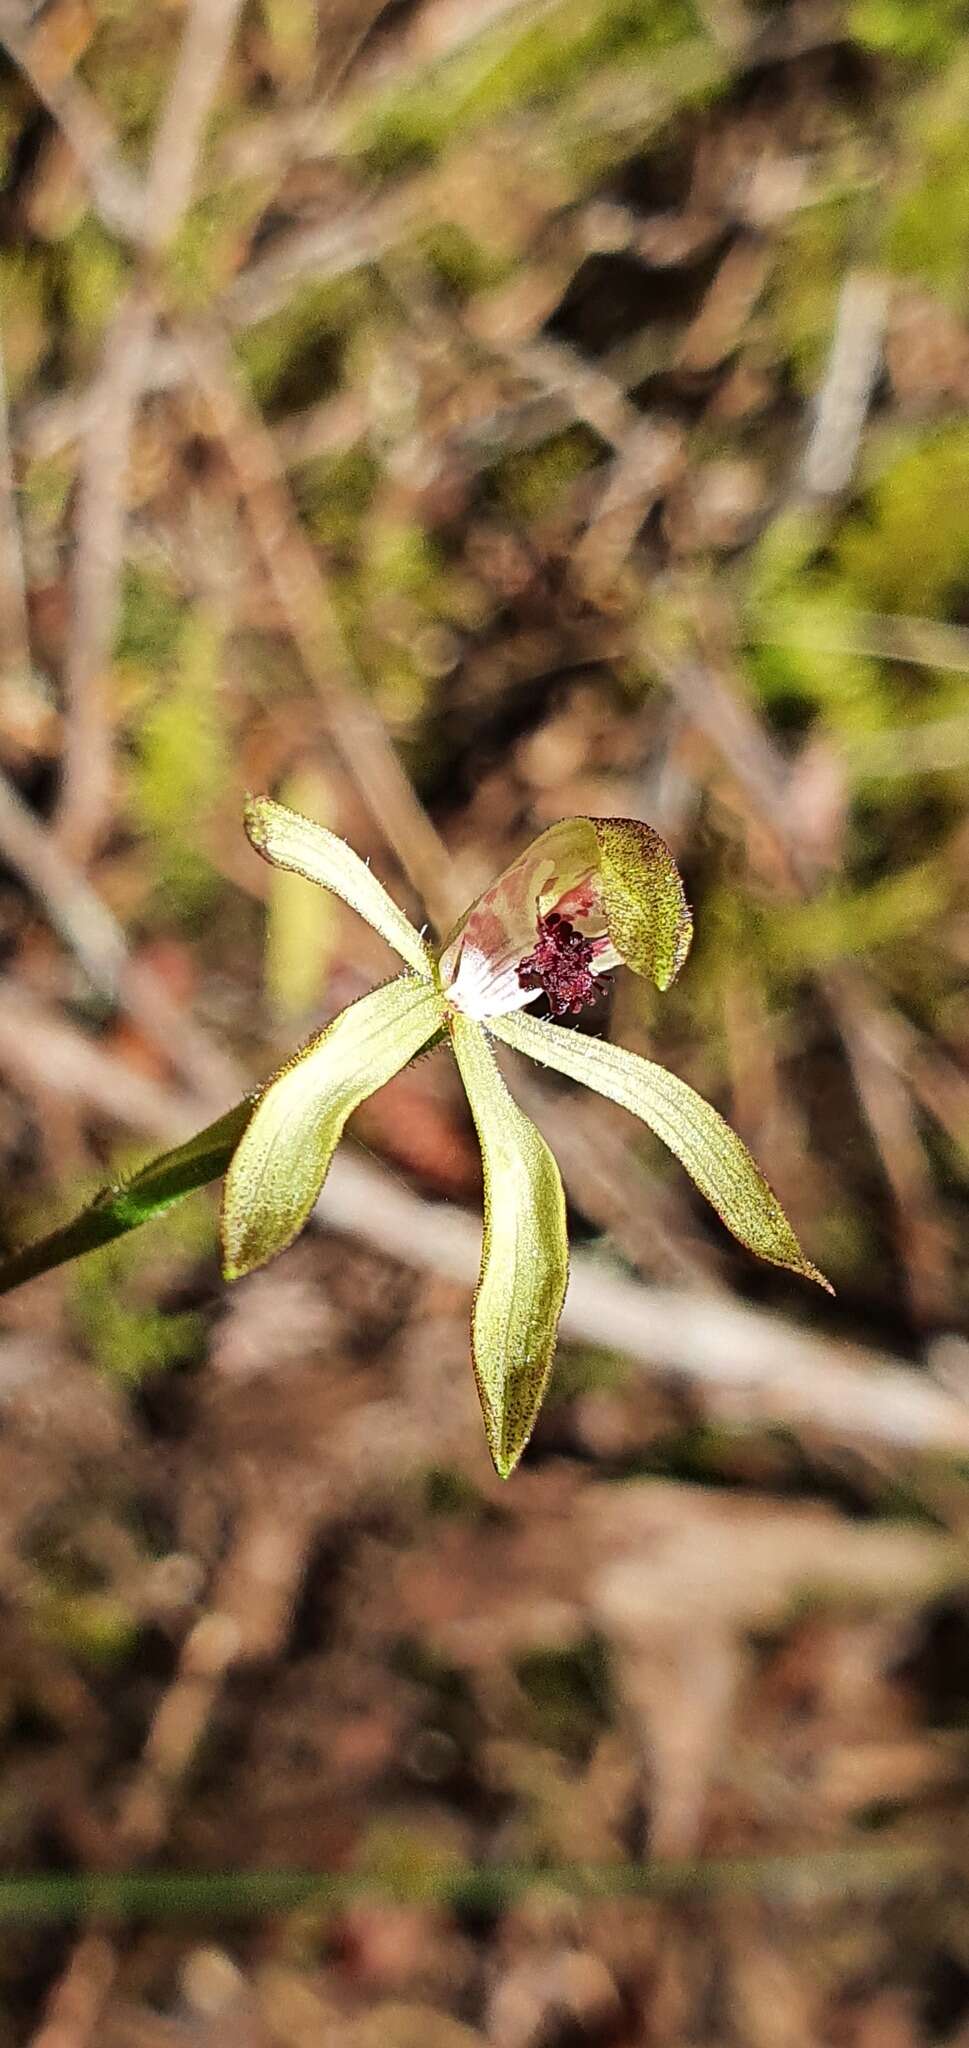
0, 326, 31, 685
800, 269, 890, 499
640, 596, 956, 1313
178, 322, 467, 934
45, 0, 246, 860
2, 980, 967, 1467
825, 966, 955, 1322
0, 3, 143, 238
54, 291, 156, 861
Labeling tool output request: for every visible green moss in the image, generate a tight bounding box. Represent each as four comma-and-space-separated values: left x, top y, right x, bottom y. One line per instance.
764, 859, 948, 970
770, 191, 870, 390
547, 1344, 630, 1405
557, 39, 726, 188
493, 424, 603, 521
367, 520, 446, 602
293, 442, 379, 550
851, 0, 969, 67
235, 274, 374, 415
747, 423, 969, 759
22, 454, 73, 533
31, 1586, 139, 1668
70, 1185, 212, 1387
417, 221, 512, 300
353, 1819, 470, 1898
163, 184, 270, 311
422, 1466, 491, 1518
130, 608, 229, 916
880, 55, 969, 305
259, 0, 318, 79
513, 1638, 614, 1757
60, 222, 128, 346
884, 123, 969, 305
117, 563, 185, 670
349, 0, 695, 176
0, 252, 47, 397
84, 20, 176, 154
840, 425, 969, 614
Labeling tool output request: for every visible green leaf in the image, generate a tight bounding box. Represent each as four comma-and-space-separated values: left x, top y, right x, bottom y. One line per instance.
0, 1102, 252, 1298
245, 796, 434, 979
222, 976, 442, 1279
493, 1011, 831, 1292
448, 1012, 569, 1477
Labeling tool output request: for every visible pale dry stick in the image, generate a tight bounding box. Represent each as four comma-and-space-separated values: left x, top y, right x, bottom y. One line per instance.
27, 1935, 118, 2048
138, 0, 247, 255
219, 179, 426, 330
28, 1505, 317, 2048
825, 965, 955, 1323
332, 1153, 969, 1458
17, 185, 421, 463
0, 979, 201, 1141
0, 3, 143, 238
644, 606, 954, 1309
0, 328, 31, 683
675, 240, 772, 375
508, 1053, 723, 1289
750, 607, 969, 681
0, 770, 127, 993
0, 17, 148, 863
210, 0, 561, 185
10, 0, 824, 462
14, 63, 659, 456
572, 417, 685, 604
54, 290, 156, 862
50, 0, 246, 861
18, 344, 183, 465
17, 141, 655, 465
0, 775, 240, 1104
908, 1043, 969, 1168
644, 612, 807, 887
179, 322, 467, 935
691, 0, 750, 49
800, 269, 890, 499
3, 0, 457, 929
3, 978, 968, 1464
850, 713, 969, 781
511, 335, 645, 451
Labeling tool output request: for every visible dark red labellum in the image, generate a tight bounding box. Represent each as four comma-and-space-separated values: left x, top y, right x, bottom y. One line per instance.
517, 913, 609, 1018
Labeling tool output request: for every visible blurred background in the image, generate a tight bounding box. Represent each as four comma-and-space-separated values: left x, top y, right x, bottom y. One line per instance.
1, 0, 969, 2040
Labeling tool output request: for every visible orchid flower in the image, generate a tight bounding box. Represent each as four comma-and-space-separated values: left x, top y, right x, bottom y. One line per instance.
0, 800, 829, 1477
224, 802, 829, 1474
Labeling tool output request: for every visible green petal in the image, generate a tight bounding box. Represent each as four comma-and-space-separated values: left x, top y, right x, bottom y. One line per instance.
449, 1013, 569, 1477
492, 1010, 831, 1292
591, 819, 692, 991
245, 797, 433, 979
222, 977, 443, 1279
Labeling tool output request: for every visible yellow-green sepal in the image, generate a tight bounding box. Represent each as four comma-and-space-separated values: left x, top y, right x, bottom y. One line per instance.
222, 976, 443, 1279
448, 1012, 569, 1477
245, 797, 434, 979
492, 1009, 831, 1292
591, 818, 692, 991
